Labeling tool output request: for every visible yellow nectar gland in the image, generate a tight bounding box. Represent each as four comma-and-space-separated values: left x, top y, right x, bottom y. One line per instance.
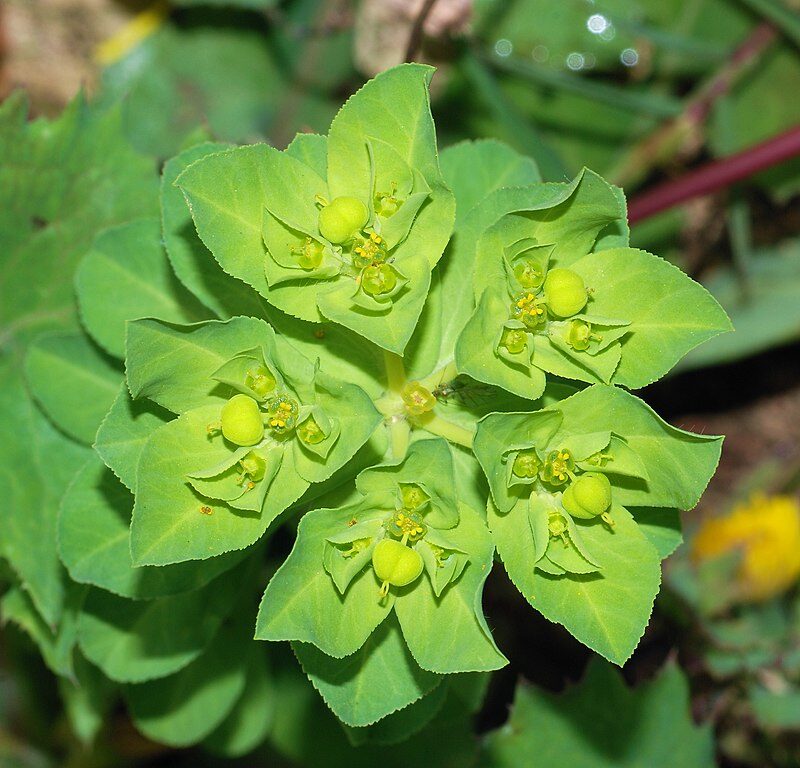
352, 231, 388, 269
266, 396, 299, 434
387, 510, 426, 543
511, 292, 546, 329
541, 449, 574, 486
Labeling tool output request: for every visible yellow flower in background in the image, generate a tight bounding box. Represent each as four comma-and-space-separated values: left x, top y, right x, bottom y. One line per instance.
692, 494, 800, 602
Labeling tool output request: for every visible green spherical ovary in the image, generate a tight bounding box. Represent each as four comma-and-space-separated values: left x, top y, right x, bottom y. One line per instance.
543, 268, 587, 318
372, 539, 423, 588
512, 449, 540, 478
220, 394, 264, 446
362, 264, 397, 296
562, 472, 612, 519
318, 196, 369, 244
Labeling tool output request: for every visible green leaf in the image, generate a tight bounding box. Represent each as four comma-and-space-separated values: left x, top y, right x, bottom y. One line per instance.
394, 504, 507, 674
293, 615, 441, 727
75, 218, 209, 359
552, 385, 723, 510
472, 169, 624, 301
126, 316, 272, 414
124, 616, 250, 747
327, 63, 455, 262
0, 364, 90, 627
440, 139, 541, 229
104, 19, 284, 156
161, 142, 267, 320
344, 683, 448, 746
176, 145, 308, 317
570, 247, 732, 387
255, 500, 393, 658
631, 507, 683, 560
59, 455, 242, 600
24, 330, 121, 444
489, 500, 660, 664
0, 93, 157, 361
94, 384, 171, 491
76, 565, 243, 683
286, 132, 328, 178
131, 404, 306, 565
0, 582, 85, 677
315, 251, 433, 355
203, 647, 274, 757
456, 288, 547, 401
59, 651, 116, 744
482, 660, 714, 767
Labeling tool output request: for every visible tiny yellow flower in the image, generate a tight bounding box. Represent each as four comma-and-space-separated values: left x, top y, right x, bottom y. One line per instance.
692, 494, 800, 602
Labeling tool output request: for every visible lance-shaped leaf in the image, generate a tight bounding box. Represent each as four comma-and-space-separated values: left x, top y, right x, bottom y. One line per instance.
59, 456, 243, 600
456, 288, 547, 401
126, 316, 274, 414
255, 497, 394, 658
76, 562, 245, 683
293, 615, 442, 727
569, 247, 732, 387
472, 169, 623, 301
76, 218, 210, 358
131, 404, 308, 566
161, 141, 268, 320
490, 499, 661, 664
94, 384, 171, 491
394, 504, 507, 674
124, 615, 251, 747
24, 329, 122, 445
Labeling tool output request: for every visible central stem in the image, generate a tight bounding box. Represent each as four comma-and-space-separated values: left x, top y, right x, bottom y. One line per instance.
383, 350, 406, 394
416, 412, 475, 449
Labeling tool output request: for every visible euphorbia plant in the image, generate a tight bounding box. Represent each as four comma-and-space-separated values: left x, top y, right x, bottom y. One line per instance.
1, 63, 730, 748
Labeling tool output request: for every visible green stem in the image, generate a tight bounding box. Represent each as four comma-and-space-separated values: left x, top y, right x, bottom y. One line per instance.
418, 413, 475, 449
388, 416, 411, 461
383, 350, 406, 394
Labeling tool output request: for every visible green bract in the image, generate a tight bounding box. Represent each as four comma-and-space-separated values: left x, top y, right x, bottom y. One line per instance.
1, 64, 732, 746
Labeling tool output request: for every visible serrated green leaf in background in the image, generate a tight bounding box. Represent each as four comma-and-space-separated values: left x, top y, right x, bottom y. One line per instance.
76, 563, 244, 683
0, 367, 90, 627
203, 646, 274, 757
293, 615, 442, 727
24, 330, 121, 445
75, 218, 209, 359
59, 455, 242, 600
124, 615, 251, 747
481, 659, 714, 767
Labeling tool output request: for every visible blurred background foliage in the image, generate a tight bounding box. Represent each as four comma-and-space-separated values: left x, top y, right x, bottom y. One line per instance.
1, 0, 800, 766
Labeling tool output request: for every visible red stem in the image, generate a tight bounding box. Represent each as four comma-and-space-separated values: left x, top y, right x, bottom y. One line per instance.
628, 124, 800, 224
